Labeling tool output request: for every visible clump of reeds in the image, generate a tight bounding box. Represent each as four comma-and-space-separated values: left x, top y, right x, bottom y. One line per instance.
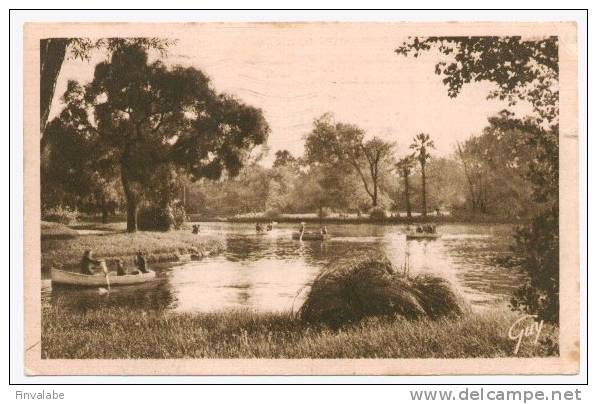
299, 254, 468, 327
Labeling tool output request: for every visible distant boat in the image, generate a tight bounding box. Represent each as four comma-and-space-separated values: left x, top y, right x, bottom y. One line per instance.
51, 268, 157, 287
406, 232, 442, 240
292, 231, 329, 241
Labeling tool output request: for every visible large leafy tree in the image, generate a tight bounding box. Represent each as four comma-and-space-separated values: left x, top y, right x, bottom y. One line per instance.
409, 133, 434, 216
397, 36, 560, 322
305, 114, 394, 207
40, 37, 172, 140
55, 45, 269, 232
456, 110, 537, 217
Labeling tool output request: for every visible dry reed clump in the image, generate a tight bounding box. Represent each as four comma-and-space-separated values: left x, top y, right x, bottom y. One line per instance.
299, 255, 468, 327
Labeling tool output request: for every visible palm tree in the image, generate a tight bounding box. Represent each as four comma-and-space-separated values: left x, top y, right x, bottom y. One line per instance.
395, 156, 414, 218
410, 133, 435, 217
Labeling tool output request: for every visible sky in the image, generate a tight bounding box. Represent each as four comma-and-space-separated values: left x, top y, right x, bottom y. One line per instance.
50, 23, 533, 166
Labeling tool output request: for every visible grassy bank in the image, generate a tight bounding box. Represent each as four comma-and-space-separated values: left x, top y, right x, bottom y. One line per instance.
41, 228, 224, 270
41, 306, 557, 359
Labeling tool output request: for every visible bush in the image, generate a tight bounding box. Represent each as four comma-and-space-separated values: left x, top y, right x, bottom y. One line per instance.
510, 205, 559, 323
299, 255, 467, 328
369, 207, 387, 220
138, 204, 187, 231
42, 206, 79, 225
318, 207, 331, 219
264, 208, 281, 219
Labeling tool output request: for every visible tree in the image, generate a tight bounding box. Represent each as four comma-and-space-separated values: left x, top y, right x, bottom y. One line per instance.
409, 133, 434, 216
42, 106, 123, 221
304, 114, 394, 207
272, 149, 298, 168
56, 45, 269, 232
289, 163, 366, 217
395, 156, 414, 218
456, 111, 537, 217
40, 38, 173, 141
397, 36, 560, 322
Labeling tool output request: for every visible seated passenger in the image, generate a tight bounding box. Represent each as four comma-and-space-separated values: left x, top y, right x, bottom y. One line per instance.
116, 259, 127, 276
134, 251, 149, 274
80, 249, 102, 275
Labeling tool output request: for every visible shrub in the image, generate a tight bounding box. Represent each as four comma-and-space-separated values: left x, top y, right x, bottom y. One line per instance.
264, 208, 281, 219
369, 207, 387, 220
138, 204, 187, 231
299, 254, 467, 327
171, 203, 187, 230
510, 205, 559, 323
318, 207, 331, 219
42, 206, 79, 225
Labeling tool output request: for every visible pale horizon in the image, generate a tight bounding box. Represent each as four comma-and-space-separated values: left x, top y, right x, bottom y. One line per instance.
50, 23, 535, 166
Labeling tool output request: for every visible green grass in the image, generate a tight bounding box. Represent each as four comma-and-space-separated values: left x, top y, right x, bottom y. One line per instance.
41, 221, 79, 239
70, 222, 128, 232
41, 227, 224, 270
41, 306, 558, 359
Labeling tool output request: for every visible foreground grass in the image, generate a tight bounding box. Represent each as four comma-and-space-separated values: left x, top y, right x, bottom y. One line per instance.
41, 306, 558, 359
41, 228, 224, 270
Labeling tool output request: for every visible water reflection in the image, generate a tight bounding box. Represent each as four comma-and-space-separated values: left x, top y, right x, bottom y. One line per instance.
42, 222, 523, 313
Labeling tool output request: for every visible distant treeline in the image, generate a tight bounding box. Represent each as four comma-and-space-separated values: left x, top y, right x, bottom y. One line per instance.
183, 110, 539, 221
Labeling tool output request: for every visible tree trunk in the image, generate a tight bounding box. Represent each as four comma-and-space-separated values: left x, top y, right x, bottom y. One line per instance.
421, 164, 427, 217
404, 172, 412, 218
457, 142, 478, 213
126, 198, 138, 232
372, 183, 378, 207
40, 39, 69, 142
120, 157, 138, 232
101, 196, 109, 224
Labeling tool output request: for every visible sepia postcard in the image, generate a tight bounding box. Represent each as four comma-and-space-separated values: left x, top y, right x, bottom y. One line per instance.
23, 20, 580, 376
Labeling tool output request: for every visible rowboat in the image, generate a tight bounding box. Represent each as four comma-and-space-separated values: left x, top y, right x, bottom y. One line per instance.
50, 268, 157, 287
406, 232, 442, 240
292, 232, 329, 241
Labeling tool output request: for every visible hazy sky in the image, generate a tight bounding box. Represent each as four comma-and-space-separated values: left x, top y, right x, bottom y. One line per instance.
51, 23, 533, 165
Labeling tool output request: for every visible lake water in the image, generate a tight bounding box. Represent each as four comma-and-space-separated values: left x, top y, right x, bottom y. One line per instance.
42, 222, 523, 313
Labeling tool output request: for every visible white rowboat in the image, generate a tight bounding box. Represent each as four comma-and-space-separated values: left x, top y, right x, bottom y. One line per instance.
51, 268, 157, 287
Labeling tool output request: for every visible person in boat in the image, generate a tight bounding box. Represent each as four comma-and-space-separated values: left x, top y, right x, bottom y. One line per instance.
116, 259, 127, 276
134, 251, 149, 274
320, 225, 328, 235
266, 222, 273, 231
192, 224, 199, 234
80, 249, 103, 275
